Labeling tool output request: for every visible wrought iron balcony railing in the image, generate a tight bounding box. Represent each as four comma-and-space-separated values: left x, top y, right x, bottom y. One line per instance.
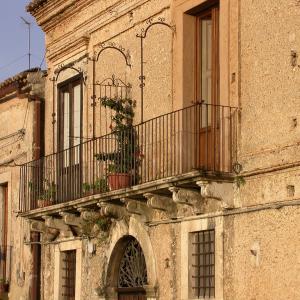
19, 103, 237, 212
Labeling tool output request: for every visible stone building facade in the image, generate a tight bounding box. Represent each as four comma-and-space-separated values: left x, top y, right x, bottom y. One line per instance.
0, 69, 45, 300
12, 0, 300, 299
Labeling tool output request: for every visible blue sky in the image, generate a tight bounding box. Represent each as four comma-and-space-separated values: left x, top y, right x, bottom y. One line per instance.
0, 1, 46, 82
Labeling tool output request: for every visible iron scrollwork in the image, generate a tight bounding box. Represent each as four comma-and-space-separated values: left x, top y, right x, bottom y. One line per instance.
91, 42, 132, 138
118, 239, 148, 288
93, 42, 131, 67
136, 17, 175, 123
136, 17, 175, 39
50, 56, 88, 152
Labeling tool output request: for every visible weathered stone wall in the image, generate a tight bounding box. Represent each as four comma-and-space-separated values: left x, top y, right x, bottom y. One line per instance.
39, 0, 174, 155
222, 1, 300, 299
224, 206, 300, 300
28, 0, 300, 299
239, 0, 300, 171
0, 95, 34, 300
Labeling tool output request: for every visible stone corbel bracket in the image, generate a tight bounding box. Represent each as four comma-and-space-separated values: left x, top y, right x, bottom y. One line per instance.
121, 198, 151, 222
43, 216, 73, 239
196, 180, 234, 209
78, 208, 101, 221
60, 212, 83, 227
60, 212, 83, 236
144, 193, 177, 218
30, 220, 59, 242
169, 187, 202, 214
98, 202, 128, 220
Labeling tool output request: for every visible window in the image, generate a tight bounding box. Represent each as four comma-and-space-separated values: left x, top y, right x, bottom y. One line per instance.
58, 76, 82, 154
190, 230, 215, 298
195, 3, 219, 127
190, 2, 220, 171
61, 250, 76, 300
57, 76, 82, 201
54, 241, 82, 300
196, 3, 219, 105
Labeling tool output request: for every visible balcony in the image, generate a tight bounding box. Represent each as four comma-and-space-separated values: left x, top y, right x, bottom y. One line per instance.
19, 103, 237, 214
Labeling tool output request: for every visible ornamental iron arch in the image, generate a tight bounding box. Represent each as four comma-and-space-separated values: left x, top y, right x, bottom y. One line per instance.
95, 42, 131, 66
118, 237, 148, 288
104, 222, 158, 299
91, 42, 131, 138
95, 74, 131, 99
94, 74, 132, 136
136, 17, 175, 123
50, 58, 87, 153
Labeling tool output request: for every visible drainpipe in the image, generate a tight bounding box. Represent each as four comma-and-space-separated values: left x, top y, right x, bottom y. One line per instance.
29, 93, 44, 300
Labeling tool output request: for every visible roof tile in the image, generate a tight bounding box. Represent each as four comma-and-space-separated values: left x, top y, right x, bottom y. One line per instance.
26, 0, 49, 13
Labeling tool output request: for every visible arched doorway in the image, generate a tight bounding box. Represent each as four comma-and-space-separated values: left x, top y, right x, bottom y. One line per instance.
117, 237, 147, 299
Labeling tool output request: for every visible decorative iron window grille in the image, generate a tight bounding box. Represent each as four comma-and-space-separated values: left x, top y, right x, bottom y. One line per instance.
61, 250, 76, 300
118, 239, 148, 288
191, 230, 215, 298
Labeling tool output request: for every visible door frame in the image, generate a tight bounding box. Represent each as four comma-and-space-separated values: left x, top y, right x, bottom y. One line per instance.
56, 75, 84, 202
194, 3, 220, 171
104, 226, 158, 300
57, 74, 83, 154
118, 287, 146, 299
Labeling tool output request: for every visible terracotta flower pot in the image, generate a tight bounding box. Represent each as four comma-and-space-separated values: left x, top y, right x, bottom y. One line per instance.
37, 199, 53, 208
108, 173, 131, 190
3, 283, 9, 292
0, 282, 5, 294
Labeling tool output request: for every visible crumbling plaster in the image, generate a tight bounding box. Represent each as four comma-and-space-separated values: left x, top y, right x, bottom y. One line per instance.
223, 206, 300, 300
0, 96, 35, 300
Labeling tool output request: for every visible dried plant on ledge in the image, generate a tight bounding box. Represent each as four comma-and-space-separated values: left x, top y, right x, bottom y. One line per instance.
81, 214, 112, 241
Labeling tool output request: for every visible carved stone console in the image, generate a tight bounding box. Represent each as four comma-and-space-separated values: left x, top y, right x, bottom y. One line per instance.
30, 220, 59, 242
98, 202, 128, 219
43, 216, 73, 238
121, 198, 151, 222
196, 180, 234, 209
144, 193, 177, 218
169, 187, 203, 215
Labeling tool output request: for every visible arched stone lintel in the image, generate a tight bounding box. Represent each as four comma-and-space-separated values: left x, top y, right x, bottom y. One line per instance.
105, 217, 158, 298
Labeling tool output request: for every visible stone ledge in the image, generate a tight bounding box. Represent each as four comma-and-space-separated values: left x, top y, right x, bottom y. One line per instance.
19, 170, 234, 219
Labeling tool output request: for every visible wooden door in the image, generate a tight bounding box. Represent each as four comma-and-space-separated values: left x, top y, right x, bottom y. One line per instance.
118, 288, 146, 300
0, 184, 8, 281
196, 5, 220, 171
57, 77, 83, 202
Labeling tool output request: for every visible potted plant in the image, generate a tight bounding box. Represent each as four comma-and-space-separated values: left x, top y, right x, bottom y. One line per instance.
82, 177, 108, 196
0, 278, 9, 294
37, 180, 56, 208
0, 278, 4, 294
81, 214, 112, 239
95, 96, 140, 190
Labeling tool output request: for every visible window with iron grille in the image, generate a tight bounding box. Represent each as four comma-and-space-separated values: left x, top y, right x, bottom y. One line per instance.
61, 250, 76, 300
190, 229, 215, 298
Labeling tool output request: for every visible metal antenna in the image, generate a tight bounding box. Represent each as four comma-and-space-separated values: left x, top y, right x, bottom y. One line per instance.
20, 17, 31, 69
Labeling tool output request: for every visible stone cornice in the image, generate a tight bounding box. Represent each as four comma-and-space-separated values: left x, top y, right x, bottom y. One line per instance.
47, 35, 90, 64
36, 0, 154, 53
29, 0, 82, 30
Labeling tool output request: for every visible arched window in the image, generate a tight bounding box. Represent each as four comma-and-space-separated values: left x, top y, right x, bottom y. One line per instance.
118, 238, 148, 288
